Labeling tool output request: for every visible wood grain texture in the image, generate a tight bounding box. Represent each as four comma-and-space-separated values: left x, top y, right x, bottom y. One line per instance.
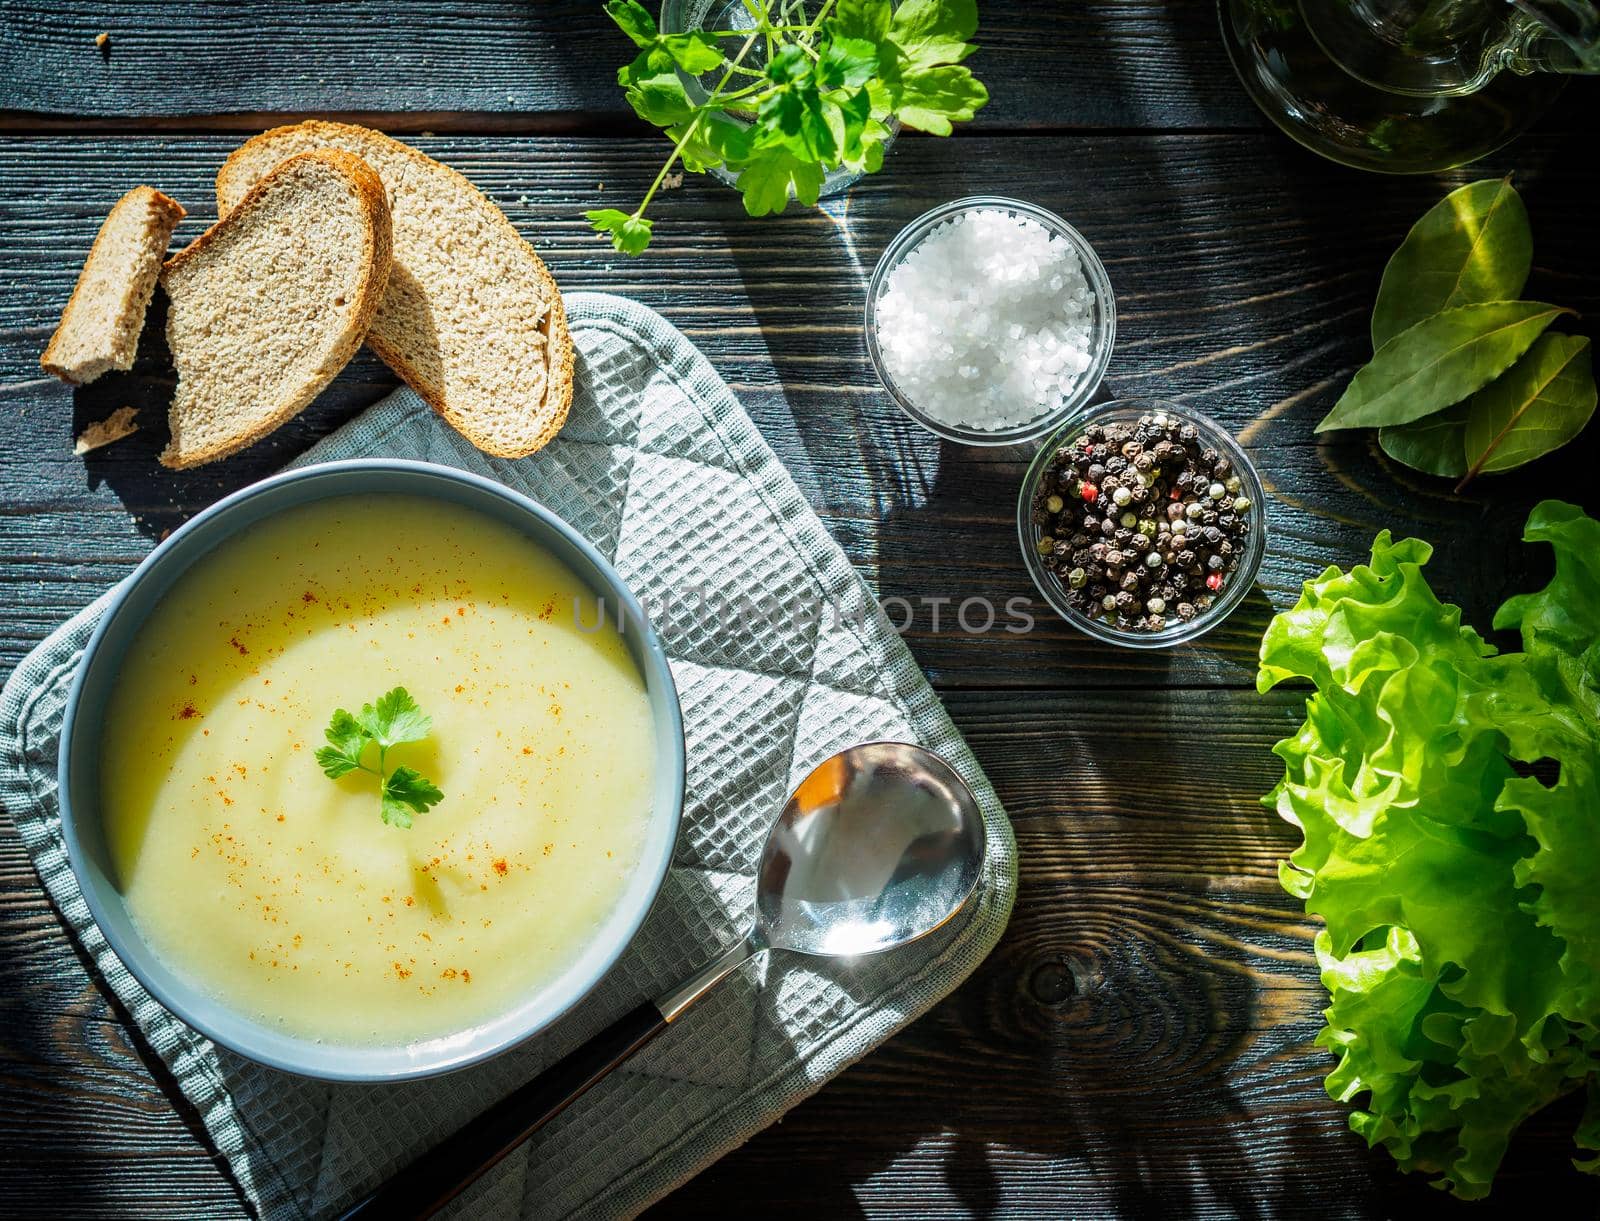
3, 691, 1593, 1215
0, 0, 1262, 130
2, 133, 1597, 690
2, 32, 1600, 1217
647, 694, 1596, 1220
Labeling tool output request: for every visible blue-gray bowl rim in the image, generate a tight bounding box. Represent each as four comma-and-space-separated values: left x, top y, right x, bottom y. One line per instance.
57, 458, 686, 1083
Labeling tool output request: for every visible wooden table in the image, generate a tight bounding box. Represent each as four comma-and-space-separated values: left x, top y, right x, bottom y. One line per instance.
2, 3, 1596, 1215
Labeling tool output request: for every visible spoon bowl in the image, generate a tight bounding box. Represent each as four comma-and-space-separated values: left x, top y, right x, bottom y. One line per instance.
756, 742, 985, 957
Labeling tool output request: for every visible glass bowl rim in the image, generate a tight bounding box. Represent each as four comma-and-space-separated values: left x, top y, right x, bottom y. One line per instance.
1016, 398, 1269, 649
865, 194, 1117, 447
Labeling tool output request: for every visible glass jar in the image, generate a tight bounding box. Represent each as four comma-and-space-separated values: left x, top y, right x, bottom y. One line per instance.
866, 197, 1117, 446
1218, 0, 1582, 172
1017, 399, 1268, 649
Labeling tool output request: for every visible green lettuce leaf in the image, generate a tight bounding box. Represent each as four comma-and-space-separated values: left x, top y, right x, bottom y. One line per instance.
1496, 503, 1600, 1019
1494, 500, 1600, 663
1260, 502, 1600, 1197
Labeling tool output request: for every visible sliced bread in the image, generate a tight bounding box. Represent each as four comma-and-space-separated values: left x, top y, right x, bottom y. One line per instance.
216, 121, 574, 458
41, 186, 187, 385
159, 149, 392, 469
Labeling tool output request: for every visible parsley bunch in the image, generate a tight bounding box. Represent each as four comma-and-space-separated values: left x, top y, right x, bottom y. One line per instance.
587, 0, 988, 254
315, 687, 444, 829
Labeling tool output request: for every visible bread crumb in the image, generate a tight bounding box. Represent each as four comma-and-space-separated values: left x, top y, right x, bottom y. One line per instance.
660, 172, 684, 191
74, 405, 139, 454
95, 31, 110, 48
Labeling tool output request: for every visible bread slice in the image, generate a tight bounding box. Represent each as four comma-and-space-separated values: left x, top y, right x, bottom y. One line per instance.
41, 186, 186, 385
216, 121, 574, 458
159, 149, 392, 470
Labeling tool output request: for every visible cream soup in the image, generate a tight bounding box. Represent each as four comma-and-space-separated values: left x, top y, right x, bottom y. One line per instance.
100, 493, 656, 1046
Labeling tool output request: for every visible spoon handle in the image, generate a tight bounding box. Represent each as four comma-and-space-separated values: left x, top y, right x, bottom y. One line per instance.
337, 937, 760, 1220
336, 1001, 665, 1221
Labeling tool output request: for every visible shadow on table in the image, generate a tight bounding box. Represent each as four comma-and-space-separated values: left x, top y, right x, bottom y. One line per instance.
699, 195, 1308, 1221
644, 651, 1591, 1217
71, 288, 401, 545
0, 870, 251, 1215
700, 78, 1600, 1221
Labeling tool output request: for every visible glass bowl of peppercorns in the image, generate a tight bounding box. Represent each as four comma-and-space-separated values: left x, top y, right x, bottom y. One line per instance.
1017, 399, 1267, 648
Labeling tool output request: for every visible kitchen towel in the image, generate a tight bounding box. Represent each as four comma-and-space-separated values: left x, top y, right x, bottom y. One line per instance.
0, 292, 1017, 1219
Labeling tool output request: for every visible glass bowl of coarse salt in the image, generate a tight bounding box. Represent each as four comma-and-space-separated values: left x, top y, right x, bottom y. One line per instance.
865, 196, 1115, 445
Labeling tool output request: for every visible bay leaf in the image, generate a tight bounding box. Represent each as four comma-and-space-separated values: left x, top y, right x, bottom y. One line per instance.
1316, 301, 1570, 433
1371, 177, 1531, 350
1460, 333, 1596, 481
1378, 405, 1469, 477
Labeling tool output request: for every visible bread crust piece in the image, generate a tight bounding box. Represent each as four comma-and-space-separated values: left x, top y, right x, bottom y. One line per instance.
41, 186, 187, 385
159, 149, 393, 469
216, 121, 575, 458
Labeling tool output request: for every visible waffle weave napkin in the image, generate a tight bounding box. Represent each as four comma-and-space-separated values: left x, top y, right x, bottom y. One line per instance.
0, 292, 1017, 1219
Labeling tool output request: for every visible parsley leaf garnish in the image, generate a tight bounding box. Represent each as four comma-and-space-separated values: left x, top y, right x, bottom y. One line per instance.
357, 686, 433, 748
590, 0, 988, 254
314, 708, 368, 779
316, 687, 444, 829
380, 767, 445, 831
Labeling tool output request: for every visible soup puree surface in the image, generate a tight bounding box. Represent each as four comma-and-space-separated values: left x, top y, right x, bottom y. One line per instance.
100, 493, 657, 1046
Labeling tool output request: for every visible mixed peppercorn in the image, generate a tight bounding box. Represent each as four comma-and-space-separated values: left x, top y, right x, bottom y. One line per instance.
1028, 410, 1253, 633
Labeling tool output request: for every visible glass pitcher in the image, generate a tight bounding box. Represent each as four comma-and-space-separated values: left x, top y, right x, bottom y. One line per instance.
1220, 0, 1599, 171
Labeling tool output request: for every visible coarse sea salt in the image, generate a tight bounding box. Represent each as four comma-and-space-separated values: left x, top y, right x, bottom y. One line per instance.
874, 208, 1096, 433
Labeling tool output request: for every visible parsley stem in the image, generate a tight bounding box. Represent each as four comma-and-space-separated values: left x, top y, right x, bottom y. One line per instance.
736, 0, 768, 59
807, 0, 838, 33
632, 24, 764, 223
714, 80, 767, 102
353, 743, 386, 777
759, 0, 777, 63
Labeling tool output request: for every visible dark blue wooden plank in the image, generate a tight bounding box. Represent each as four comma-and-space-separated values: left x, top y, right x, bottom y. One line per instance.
0, 0, 1263, 129
0, 97, 1598, 1221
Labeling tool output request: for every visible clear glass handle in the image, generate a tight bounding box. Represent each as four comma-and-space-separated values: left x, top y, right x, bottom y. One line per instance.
1506, 0, 1600, 73
1296, 0, 1597, 96
1220, 0, 1572, 172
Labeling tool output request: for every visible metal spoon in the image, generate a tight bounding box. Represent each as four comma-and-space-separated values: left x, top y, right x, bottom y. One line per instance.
341, 741, 986, 1219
